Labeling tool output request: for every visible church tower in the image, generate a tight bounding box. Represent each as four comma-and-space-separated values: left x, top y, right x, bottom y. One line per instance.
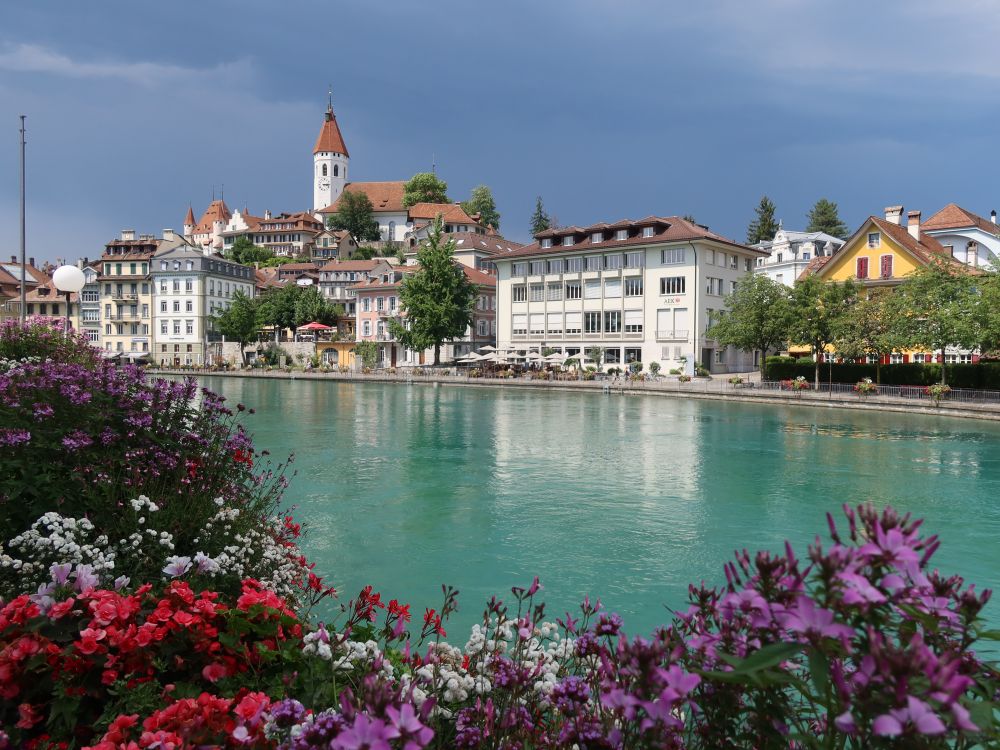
313, 90, 349, 211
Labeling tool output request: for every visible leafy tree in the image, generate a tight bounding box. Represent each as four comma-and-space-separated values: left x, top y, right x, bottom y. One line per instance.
746, 195, 779, 245
257, 284, 301, 342
831, 289, 900, 384
402, 173, 449, 208
293, 285, 343, 328
974, 272, 1000, 357
888, 258, 978, 384
353, 340, 379, 370
806, 198, 850, 239
226, 236, 273, 265
387, 218, 475, 365
787, 276, 858, 388
530, 196, 551, 235
213, 290, 260, 364
259, 255, 301, 267
326, 191, 381, 246
707, 274, 791, 377
461, 185, 501, 231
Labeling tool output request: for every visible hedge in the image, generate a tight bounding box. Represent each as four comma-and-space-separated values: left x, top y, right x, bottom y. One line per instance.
763, 356, 1000, 389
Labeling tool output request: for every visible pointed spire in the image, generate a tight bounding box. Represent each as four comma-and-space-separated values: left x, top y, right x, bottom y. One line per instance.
184, 205, 195, 227
313, 91, 349, 156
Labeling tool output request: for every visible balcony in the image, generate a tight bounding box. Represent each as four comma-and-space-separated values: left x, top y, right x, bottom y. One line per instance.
111, 291, 139, 302
656, 330, 689, 341
108, 313, 149, 321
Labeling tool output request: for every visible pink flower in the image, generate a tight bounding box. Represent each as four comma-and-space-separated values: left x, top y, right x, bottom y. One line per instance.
779, 596, 855, 641
202, 662, 227, 683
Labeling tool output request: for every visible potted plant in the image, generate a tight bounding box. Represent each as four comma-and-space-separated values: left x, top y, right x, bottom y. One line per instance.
925, 383, 952, 405
781, 376, 810, 392
678, 374, 692, 382
854, 377, 877, 398
649, 361, 661, 379
728, 375, 744, 387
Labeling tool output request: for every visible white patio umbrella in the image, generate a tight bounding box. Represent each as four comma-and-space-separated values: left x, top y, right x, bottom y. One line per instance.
479, 345, 497, 352
544, 353, 565, 363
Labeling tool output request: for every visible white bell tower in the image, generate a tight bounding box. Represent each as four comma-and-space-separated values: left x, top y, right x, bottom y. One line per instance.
313, 88, 349, 211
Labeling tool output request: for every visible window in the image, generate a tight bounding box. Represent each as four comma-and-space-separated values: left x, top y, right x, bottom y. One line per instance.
185, 300, 193, 312
172, 301, 180, 312
530, 261, 546, 275
186, 261, 194, 271
585, 256, 602, 271
959, 353, 973, 364
717, 252, 727, 267
890, 353, 904, 364
856, 257, 869, 279
706, 277, 723, 295
548, 258, 565, 274
363, 321, 371, 336
185, 279, 193, 292
362, 297, 371, 312
624, 277, 643, 296
584, 312, 602, 333
584, 279, 601, 299
913, 353, 928, 364
604, 254, 623, 270
867, 232, 881, 248
604, 278, 621, 298
745, 258, 753, 272
880, 255, 893, 279
389, 296, 397, 312
185, 320, 193, 335
105, 304, 112, 317
715, 349, 726, 364
730, 281, 739, 294
604, 347, 621, 364
624, 251, 644, 268
566, 257, 583, 272
512, 314, 527, 335
512, 285, 527, 302
565, 281, 582, 300
106, 324, 112, 335
615, 229, 628, 240
604, 311, 621, 333
322, 164, 328, 177
565, 312, 582, 334
705, 249, 715, 265
376, 297, 384, 311
624, 309, 643, 333
661, 247, 685, 265
529, 313, 545, 334
540, 239, 552, 249
547, 313, 563, 334
172, 280, 180, 293
334, 164, 339, 177
529, 284, 544, 302
173, 321, 180, 334
591, 232, 603, 244
547, 283, 563, 301
562, 236, 575, 246
642, 227, 654, 238
660, 276, 686, 295
624, 347, 642, 363
513, 262, 528, 276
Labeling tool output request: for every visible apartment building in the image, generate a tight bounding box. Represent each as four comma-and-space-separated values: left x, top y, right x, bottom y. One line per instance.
98, 231, 158, 360
152, 241, 254, 366
493, 216, 767, 374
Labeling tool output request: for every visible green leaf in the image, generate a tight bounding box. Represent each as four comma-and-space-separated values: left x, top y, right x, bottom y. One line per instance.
967, 701, 999, 733
726, 642, 803, 675
807, 647, 830, 700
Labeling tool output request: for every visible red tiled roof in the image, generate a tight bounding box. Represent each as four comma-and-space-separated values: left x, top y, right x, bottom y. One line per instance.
193, 200, 232, 234
922, 203, 999, 235
446, 232, 524, 255
184, 205, 195, 226
503, 216, 761, 258
317, 181, 406, 214
313, 107, 349, 156
318, 259, 382, 272
462, 266, 497, 286
407, 202, 479, 225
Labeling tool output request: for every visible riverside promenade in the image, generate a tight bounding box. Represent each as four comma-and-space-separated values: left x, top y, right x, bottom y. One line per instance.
150, 368, 1000, 422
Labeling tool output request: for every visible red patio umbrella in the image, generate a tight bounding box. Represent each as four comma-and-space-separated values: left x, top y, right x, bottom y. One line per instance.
297, 321, 333, 331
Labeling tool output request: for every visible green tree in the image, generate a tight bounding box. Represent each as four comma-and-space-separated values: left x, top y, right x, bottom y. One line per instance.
461, 185, 501, 231
326, 191, 381, 246
888, 258, 978, 384
293, 285, 343, 327
806, 198, 850, 239
787, 276, 858, 388
257, 284, 301, 342
214, 290, 260, 364
974, 272, 1000, 357
353, 340, 379, 370
387, 218, 475, 364
707, 274, 791, 377
402, 172, 449, 208
226, 236, 273, 265
831, 288, 900, 383
746, 195, 779, 245
530, 196, 551, 235
259, 255, 301, 268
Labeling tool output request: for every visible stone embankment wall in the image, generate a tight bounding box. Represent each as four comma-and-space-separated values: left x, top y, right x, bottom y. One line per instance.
219, 342, 317, 365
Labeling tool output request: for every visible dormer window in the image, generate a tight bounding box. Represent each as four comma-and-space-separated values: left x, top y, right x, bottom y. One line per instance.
616, 229, 628, 241
591, 232, 603, 244
642, 227, 654, 238
562, 236, 574, 247
867, 232, 881, 248
541, 238, 553, 248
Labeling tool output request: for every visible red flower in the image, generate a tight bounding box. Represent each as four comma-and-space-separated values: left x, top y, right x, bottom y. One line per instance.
389, 599, 411, 623
16, 702, 43, 729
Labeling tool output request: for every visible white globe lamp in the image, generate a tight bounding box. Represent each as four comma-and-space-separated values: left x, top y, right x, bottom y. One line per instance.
52, 265, 86, 337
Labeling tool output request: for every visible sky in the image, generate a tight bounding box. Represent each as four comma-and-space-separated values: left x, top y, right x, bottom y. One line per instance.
2, 0, 1000, 264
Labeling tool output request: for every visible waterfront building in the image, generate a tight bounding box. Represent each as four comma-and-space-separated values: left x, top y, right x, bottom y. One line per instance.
98, 230, 157, 360
801, 206, 976, 363
352, 265, 496, 366
318, 259, 391, 316
493, 216, 766, 374
753, 227, 845, 286
921, 203, 1000, 271
184, 200, 232, 254
151, 240, 254, 366
23, 277, 79, 331
405, 231, 523, 274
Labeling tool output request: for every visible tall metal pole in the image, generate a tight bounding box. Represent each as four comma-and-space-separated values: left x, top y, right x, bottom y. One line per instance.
19, 116, 27, 322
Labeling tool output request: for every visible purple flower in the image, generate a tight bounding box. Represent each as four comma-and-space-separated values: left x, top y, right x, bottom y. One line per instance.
162, 556, 192, 578
331, 714, 400, 750
834, 711, 857, 734
0, 428, 31, 447
386, 704, 434, 750
779, 596, 855, 641
50, 562, 72, 586
72, 563, 99, 593
113, 575, 130, 590
874, 696, 947, 737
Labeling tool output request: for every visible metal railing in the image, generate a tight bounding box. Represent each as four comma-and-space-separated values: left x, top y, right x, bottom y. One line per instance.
758, 380, 1000, 404
656, 330, 689, 341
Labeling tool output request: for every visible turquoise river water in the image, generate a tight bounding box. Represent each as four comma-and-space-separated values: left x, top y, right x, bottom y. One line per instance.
195, 376, 1000, 636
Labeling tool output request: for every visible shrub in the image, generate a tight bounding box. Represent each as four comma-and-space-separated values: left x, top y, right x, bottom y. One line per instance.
764, 355, 797, 380
649, 361, 661, 377
678, 374, 692, 382
669, 368, 681, 375
0, 317, 101, 368
855, 377, 877, 396
728, 375, 743, 385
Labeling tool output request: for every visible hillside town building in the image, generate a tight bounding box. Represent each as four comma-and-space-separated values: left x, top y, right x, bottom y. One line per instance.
753, 227, 845, 286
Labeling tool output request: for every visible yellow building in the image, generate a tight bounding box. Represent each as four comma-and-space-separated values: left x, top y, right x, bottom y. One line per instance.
98, 231, 158, 361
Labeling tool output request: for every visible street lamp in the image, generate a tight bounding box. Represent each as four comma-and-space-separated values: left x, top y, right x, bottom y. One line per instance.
52, 265, 85, 338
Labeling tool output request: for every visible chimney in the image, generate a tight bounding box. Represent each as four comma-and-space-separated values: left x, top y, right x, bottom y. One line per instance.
907, 210, 921, 241
264, 209, 272, 220
163, 228, 175, 241
29, 257, 35, 268
9, 256, 14, 263
884, 206, 904, 225
992, 210, 997, 224
121, 229, 136, 241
